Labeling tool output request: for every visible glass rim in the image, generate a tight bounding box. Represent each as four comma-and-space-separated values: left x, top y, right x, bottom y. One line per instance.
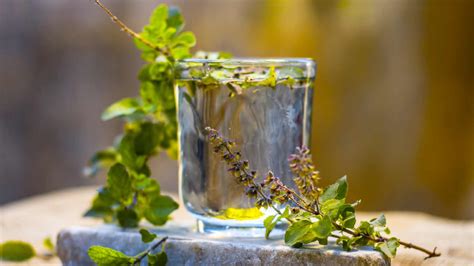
176, 57, 316, 68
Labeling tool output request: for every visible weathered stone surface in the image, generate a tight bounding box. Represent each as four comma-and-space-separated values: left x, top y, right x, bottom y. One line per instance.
2, 186, 473, 265
57, 225, 389, 266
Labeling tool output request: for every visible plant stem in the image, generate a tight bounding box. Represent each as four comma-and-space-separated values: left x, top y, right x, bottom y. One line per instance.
273, 178, 316, 215
330, 218, 441, 258
133, 236, 168, 265
93, 0, 168, 55
399, 240, 440, 260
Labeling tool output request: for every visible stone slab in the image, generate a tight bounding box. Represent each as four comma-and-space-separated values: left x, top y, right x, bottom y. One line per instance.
57, 225, 389, 265
2, 186, 473, 265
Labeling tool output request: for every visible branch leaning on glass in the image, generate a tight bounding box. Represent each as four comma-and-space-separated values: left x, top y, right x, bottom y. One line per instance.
205, 127, 441, 260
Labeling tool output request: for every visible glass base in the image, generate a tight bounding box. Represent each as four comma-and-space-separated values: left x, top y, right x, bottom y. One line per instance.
196, 219, 287, 238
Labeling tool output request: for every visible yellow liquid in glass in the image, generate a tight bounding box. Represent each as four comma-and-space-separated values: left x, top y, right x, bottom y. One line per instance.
215, 207, 264, 220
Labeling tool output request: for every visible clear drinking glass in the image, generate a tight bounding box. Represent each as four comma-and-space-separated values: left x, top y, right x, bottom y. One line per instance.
175, 58, 316, 237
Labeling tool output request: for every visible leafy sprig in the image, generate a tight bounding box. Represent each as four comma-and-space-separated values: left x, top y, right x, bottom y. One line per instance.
88, 229, 167, 266
85, 1, 196, 228
205, 127, 441, 260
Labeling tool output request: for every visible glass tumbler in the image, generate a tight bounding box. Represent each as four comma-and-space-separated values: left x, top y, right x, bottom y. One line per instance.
175, 58, 316, 237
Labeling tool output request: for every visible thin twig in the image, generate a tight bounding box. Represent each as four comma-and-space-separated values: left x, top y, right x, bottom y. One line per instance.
93, 0, 167, 55
134, 236, 168, 264
331, 214, 441, 258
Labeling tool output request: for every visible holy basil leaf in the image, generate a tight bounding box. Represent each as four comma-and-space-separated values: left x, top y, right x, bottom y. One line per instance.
338, 205, 356, 228
320, 198, 345, 219
148, 251, 167, 266
118, 133, 145, 171
263, 207, 290, 239
171, 46, 191, 60
357, 221, 374, 235
0, 241, 35, 262
139, 63, 168, 85
171, 31, 196, 47
139, 229, 157, 243
370, 214, 386, 227
135, 176, 161, 194
88, 246, 133, 266
370, 214, 391, 235
284, 220, 312, 246
263, 215, 277, 239
134, 122, 162, 156
311, 215, 332, 239
319, 175, 348, 203
149, 4, 168, 31
107, 163, 132, 203
336, 235, 351, 251
166, 6, 184, 32
101, 98, 140, 121
144, 195, 179, 226
375, 237, 400, 258
283, 215, 332, 247
84, 187, 115, 220
117, 208, 139, 228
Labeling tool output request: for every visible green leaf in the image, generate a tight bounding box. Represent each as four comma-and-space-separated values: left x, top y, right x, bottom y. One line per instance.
101, 98, 140, 121
135, 176, 161, 194
88, 246, 133, 266
43, 237, 54, 253
263, 215, 277, 239
369, 214, 391, 235
144, 195, 179, 225
311, 215, 332, 239
336, 235, 351, 251
107, 163, 132, 203
139, 229, 157, 243
149, 4, 168, 30
357, 221, 375, 235
171, 46, 191, 60
148, 251, 167, 266
172, 32, 196, 47
134, 37, 158, 62
134, 122, 162, 156
117, 133, 138, 170
320, 198, 345, 218
338, 205, 356, 228
284, 220, 312, 246
281, 215, 332, 247
319, 176, 348, 203
263, 207, 290, 239
84, 187, 115, 220
166, 6, 184, 32
117, 208, 139, 228
0, 241, 35, 262
370, 214, 386, 227
375, 237, 400, 258
139, 63, 168, 83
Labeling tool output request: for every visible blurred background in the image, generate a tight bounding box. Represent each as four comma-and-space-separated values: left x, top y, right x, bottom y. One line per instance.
1, 0, 472, 219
